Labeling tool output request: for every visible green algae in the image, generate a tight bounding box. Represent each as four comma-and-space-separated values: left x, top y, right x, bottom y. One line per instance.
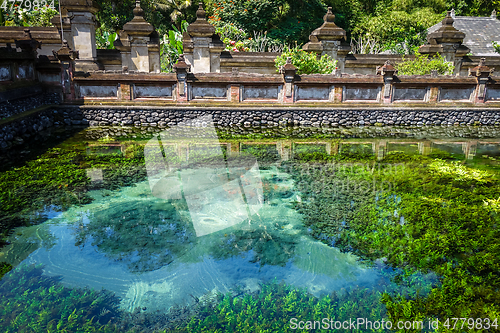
75, 200, 195, 273
2, 126, 500, 331
0, 140, 147, 246
290, 152, 500, 330
0, 261, 12, 279
0, 264, 125, 333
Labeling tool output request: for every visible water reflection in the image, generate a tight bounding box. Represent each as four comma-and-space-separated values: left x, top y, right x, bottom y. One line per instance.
75, 200, 195, 273
145, 115, 264, 237
3, 125, 500, 315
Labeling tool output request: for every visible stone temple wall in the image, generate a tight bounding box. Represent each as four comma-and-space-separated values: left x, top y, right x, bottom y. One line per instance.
3, 105, 500, 150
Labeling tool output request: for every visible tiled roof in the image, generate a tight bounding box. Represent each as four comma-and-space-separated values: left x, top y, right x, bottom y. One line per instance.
427, 15, 500, 56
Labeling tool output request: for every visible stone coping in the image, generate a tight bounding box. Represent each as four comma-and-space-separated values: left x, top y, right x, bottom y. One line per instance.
56, 104, 500, 112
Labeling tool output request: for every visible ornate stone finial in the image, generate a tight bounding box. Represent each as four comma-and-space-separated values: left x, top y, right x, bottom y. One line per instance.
309, 7, 346, 41
302, 34, 323, 53
173, 53, 190, 72
377, 60, 396, 76
196, 2, 206, 19
53, 39, 79, 61
451, 8, 456, 18
492, 9, 497, 19
324, 7, 335, 23
186, 2, 215, 37
133, 0, 144, 17
421, 9, 465, 52
123, 0, 154, 36
283, 57, 296, 73
469, 57, 494, 78
15, 27, 41, 52
23, 28, 32, 39
443, 11, 455, 27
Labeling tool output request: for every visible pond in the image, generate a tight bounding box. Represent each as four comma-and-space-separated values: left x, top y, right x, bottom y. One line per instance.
0, 117, 499, 332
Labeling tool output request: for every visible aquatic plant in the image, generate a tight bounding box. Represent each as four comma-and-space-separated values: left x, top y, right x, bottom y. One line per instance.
427, 159, 494, 185
0, 139, 147, 246
290, 155, 500, 327
0, 264, 126, 333
0, 261, 12, 279
181, 281, 387, 333
209, 225, 298, 267
75, 200, 195, 273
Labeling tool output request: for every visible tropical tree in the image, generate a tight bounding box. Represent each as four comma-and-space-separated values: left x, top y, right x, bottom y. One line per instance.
153, 0, 192, 22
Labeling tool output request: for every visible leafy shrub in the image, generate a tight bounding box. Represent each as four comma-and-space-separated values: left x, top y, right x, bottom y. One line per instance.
206, 0, 325, 45
275, 47, 337, 75
2, 5, 57, 27
396, 52, 454, 75
493, 41, 500, 54
206, 0, 281, 34
95, 25, 117, 50
160, 20, 189, 72
352, 7, 441, 54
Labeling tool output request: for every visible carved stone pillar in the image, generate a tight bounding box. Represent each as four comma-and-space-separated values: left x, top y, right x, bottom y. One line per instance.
469, 58, 494, 103
419, 11, 469, 75
281, 57, 296, 104
51, 0, 100, 72
302, 7, 351, 73
173, 54, 190, 102
185, 3, 225, 73
376, 60, 396, 104
122, 0, 156, 73
53, 40, 79, 101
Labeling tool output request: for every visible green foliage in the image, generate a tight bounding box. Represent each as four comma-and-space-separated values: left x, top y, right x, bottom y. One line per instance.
353, 8, 441, 54
0, 261, 12, 279
0, 264, 124, 332
183, 281, 388, 332
396, 52, 455, 75
206, 0, 283, 34
290, 154, 500, 326
153, 0, 192, 22
206, 0, 326, 45
275, 47, 337, 75
160, 20, 189, 72
94, 0, 134, 32
0, 140, 146, 244
213, 22, 250, 52
95, 25, 117, 49
493, 41, 500, 55
2, 5, 57, 27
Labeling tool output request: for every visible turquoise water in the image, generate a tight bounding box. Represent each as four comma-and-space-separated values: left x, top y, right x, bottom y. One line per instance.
1, 123, 499, 332
2, 165, 379, 313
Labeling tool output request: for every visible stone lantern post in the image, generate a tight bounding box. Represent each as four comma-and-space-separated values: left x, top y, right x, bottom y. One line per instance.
469, 58, 494, 103
53, 40, 79, 101
376, 60, 397, 104
302, 7, 351, 73
51, 0, 100, 72
184, 3, 225, 73
282, 57, 297, 103
419, 11, 469, 75
121, 0, 160, 73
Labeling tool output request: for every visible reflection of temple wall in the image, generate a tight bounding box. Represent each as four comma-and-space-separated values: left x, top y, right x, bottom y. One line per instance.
155, 139, 500, 161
